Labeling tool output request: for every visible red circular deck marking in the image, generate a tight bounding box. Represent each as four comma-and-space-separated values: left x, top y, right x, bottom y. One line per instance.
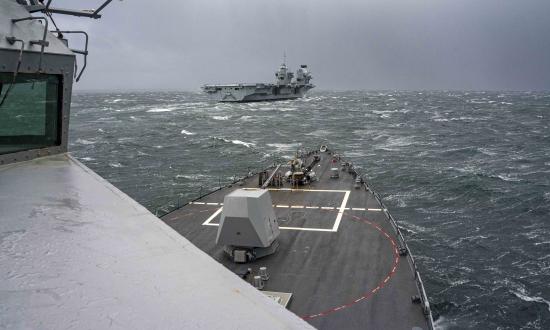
300, 210, 400, 320
167, 206, 400, 320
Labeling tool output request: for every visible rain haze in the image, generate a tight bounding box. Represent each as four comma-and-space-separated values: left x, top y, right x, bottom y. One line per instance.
54, 0, 550, 91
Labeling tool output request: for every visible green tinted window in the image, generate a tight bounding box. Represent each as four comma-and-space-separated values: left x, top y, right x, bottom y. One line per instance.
0, 73, 61, 155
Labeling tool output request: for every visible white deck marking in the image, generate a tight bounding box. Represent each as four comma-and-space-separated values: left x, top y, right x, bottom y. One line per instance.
367, 208, 382, 211
202, 207, 223, 225
351, 207, 366, 211
204, 222, 335, 232
332, 190, 351, 232
268, 188, 349, 193
199, 189, 353, 232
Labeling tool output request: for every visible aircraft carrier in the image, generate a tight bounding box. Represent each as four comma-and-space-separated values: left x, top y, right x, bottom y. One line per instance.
202, 62, 314, 102
161, 148, 434, 329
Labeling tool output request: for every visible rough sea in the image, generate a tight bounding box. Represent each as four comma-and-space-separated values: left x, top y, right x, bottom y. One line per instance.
69, 90, 550, 329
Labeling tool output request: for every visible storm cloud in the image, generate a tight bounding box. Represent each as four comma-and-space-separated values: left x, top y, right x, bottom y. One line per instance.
52, 0, 550, 91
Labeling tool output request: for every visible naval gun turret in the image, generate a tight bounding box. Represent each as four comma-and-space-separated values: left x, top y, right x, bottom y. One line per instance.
216, 189, 280, 263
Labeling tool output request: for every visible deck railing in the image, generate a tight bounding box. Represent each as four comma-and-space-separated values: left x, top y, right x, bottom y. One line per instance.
154, 158, 282, 218
351, 163, 435, 329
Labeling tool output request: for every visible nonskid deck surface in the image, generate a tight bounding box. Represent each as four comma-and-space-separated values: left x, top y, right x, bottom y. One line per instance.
162, 151, 430, 329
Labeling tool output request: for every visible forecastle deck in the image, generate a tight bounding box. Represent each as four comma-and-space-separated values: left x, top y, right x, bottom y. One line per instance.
161, 148, 434, 329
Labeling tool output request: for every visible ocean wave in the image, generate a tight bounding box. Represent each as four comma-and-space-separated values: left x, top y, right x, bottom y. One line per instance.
433, 316, 454, 330
306, 129, 331, 137
212, 115, 230, 120
175, 174, 209, 180
181, 129, 196, 135
232, 140, 255, 148
146, 107, 176, 113
239, 115, 253, 121
512, 288, 550, 312
211, 136, 255, 148
75, 138, 95, 145
493, 174, 521, 182
109, 162, 124, 168
266, 143, 302, 152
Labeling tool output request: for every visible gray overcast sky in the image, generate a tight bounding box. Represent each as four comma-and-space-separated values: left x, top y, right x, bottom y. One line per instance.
53, 0, 550, 91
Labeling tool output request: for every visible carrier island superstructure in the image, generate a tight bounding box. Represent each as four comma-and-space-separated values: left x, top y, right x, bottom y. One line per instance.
202, 63, 314, 102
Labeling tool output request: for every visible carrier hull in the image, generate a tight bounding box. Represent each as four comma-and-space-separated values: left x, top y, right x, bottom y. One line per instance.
203, 83, 314, 102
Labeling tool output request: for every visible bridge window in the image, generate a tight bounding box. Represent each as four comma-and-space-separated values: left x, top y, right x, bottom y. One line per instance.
0, 73, 61, 155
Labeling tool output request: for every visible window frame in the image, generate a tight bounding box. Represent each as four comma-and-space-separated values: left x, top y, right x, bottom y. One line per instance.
0, 72, 64, 156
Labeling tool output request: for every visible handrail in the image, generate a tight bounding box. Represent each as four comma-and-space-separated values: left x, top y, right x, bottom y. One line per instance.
12, 16, 49, 72
261, 164, 281, 189
51, 30, 89, 81
154, 160, 280, 218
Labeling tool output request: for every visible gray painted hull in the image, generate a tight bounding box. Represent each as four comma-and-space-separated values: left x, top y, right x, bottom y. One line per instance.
203, 84, 314, 102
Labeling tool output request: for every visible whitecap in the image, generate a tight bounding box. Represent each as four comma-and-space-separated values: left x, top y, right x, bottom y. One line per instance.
495, 174, 521, 182
212, 115, 230, 120
266, 143, 302, 152
433, 316, 454, 330
75, 138, 95, 145
232, 140, 255, 148
147, 107, 175, 113
176, 174, 209, 180
79, 157, 95, 161
181, 129, 196, 135
512, 289, 550, 312
478, 148, 497, 156
109, 162, 123, 168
